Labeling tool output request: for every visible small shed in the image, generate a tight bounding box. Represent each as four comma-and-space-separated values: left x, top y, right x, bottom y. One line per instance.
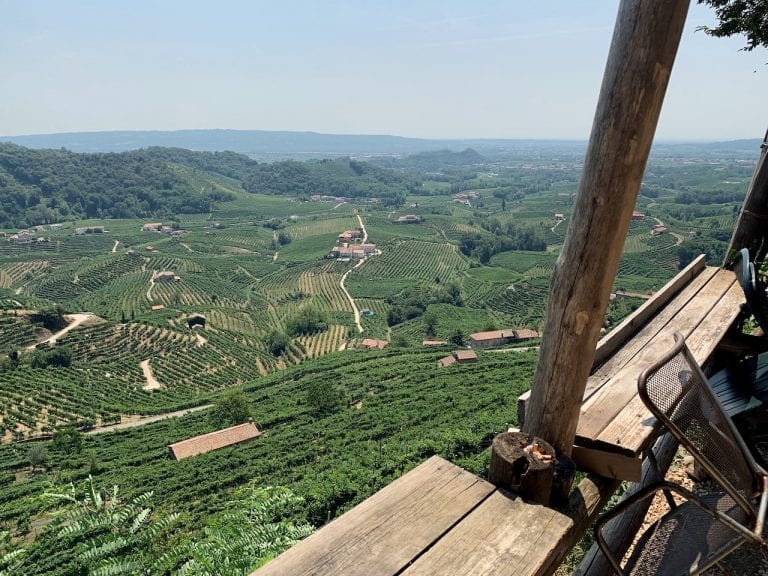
362, 338, 388, 350
168, 422, 261, 460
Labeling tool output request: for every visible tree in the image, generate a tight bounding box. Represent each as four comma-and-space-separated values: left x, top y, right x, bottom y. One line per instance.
0, 530, 25, 576
47, 477, 181, 576
265, 329, 289, 357
698, 0, 768, 51
307, 380, 341, 415
286, 304, 328, 336
52, 426, 83, 455
27, 444, 47, 473
423, 311, 438, 338
449, 328, 465, 347
210, 390, 251, 428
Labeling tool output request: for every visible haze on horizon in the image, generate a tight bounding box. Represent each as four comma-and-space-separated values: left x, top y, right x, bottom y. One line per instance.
1, 1, 766, 142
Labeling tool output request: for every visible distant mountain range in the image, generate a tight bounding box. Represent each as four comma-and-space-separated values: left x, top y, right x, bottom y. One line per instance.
0, 129, 762, 161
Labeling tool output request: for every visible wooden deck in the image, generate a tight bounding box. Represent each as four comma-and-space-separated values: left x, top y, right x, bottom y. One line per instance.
251, 456, 574, 576
574, 257, 743, 458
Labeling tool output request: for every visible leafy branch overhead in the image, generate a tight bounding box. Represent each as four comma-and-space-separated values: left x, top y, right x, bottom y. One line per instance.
698, 0, 768, 51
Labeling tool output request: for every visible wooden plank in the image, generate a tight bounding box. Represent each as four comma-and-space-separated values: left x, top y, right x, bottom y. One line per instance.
583, 266, 719, 402
570, 446, 642, 482
576, 269, 735, 448
595, 278, 744, 455
251, 456, 493, 576
524, 0, 691, 457
591, 254, 706, 369
402, 489, 573, 576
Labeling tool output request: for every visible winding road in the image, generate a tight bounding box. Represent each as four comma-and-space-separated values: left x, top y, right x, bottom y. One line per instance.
339, 215, 370, 334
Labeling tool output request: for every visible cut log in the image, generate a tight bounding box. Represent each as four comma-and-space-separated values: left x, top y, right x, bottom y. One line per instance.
489, 432, 555, 505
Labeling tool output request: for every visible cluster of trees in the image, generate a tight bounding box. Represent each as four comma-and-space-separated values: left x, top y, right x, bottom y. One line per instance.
460, 220, 546, 264
0, 144, 234, 227
386, 283, 462, 327
286, 305, 328, 336
0, 145, 419, 227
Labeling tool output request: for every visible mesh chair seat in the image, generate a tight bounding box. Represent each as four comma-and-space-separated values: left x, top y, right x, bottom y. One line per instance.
623, 492, 747, 576
595, 333, 768, 575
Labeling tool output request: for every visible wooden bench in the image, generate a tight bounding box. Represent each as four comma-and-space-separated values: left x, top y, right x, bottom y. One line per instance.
251, 456, 576, 576
519, 255, 744, 480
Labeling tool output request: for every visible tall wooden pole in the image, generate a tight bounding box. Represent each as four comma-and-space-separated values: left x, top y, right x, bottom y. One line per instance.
725, 129, 768, 268
523, 0, 690, 457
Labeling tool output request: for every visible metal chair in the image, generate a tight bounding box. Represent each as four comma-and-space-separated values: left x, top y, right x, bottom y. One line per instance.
595, 332, 768, 575
733, 247, 768, 335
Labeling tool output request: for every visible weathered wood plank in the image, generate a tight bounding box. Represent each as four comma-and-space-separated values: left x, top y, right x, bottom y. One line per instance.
594, 277, 743, 454
571, 446, 642, 482
726, 129, 768, 266
583, 266, 719, 402
576, 269, 735, 447
251, 456, 493, 576
402, 490, 572, 576
524, 0, 690, 457
591, 255, 706, 369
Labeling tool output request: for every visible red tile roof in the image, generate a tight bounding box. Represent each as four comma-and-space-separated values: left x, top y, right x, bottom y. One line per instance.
362, 338, 388, 350
438, 355, 457, 367
168, 422, 261, 460
454, 350, 478, 362
469, 330, 514, 341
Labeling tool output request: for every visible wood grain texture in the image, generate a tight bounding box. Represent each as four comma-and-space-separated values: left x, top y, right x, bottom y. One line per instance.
571, 446, 642, 482
251, 456, 493, 576
595, 277, 743, 454
402, 490, 572, 576
525, 0, 691, 456
576, 268, 735, 448
591, 255, 706, 370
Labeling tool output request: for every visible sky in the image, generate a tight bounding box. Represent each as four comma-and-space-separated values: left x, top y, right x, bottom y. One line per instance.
1, 1, 766, 141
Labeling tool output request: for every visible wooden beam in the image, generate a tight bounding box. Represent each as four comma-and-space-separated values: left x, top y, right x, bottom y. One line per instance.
524, 0, 690, 458
570, 446, 642, 482
726, 129, 768, 268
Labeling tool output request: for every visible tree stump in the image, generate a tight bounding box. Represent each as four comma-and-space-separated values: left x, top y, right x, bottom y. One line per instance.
489, 432, 556, 505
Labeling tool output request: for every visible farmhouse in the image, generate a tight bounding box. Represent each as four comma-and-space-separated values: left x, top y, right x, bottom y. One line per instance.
554, 213, 565, 222
337, 229, 363, 243
437, 349, 478, 367
168, 422, 261, 460
632, 211, 645, 220
468, 328, 540, 349
153, 271, 180, 283
150, 304, 165, 311
422, 340, 448, 346
652, 224, 668, 236
142, 222, 163, 232
395, 215, 422, 224
49, 223, 63, 231
362, 338, 388, 350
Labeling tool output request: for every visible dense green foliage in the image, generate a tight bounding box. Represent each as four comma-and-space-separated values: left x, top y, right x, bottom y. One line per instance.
0, 144, 419, 227
698, 0, 768, 51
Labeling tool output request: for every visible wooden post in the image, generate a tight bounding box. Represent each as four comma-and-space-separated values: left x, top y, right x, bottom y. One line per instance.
523, 0, 690, 460
725, 129, 768, 268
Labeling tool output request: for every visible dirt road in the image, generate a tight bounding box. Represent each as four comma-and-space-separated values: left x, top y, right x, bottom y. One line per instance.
27, 313, 93, 349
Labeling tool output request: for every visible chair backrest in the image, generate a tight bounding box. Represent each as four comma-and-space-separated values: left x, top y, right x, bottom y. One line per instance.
734, 247, 768, 333
638, 332, 764, 522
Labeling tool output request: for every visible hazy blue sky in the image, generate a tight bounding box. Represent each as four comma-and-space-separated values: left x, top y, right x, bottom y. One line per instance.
1, 1, 766, 140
